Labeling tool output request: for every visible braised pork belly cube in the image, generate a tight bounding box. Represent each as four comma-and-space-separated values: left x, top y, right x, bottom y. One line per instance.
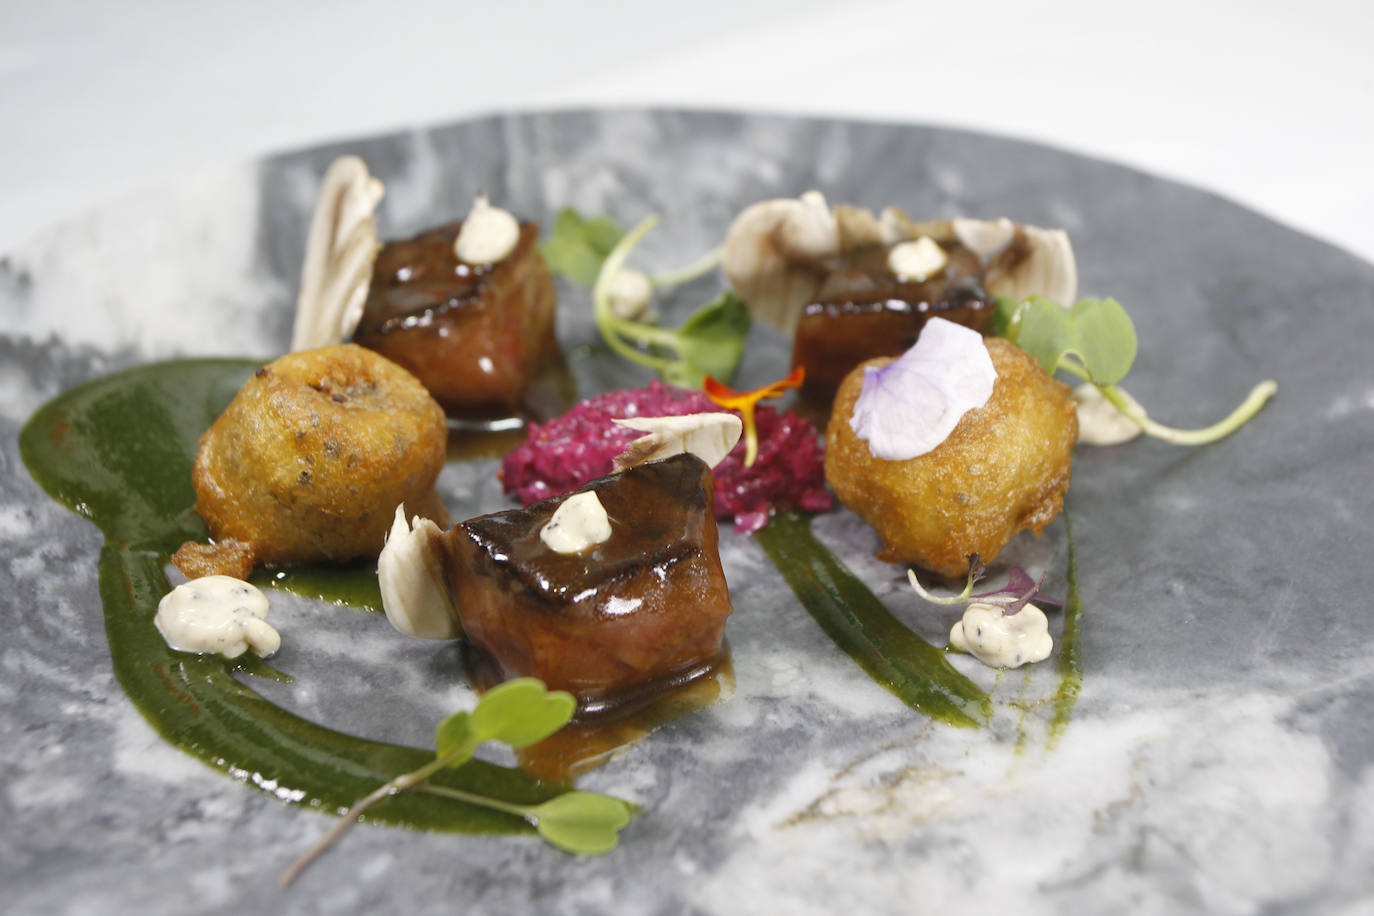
446, 453, 732, 704
353, 219, 557, 417
791, 243, 994, 400
792, 288, 995, 399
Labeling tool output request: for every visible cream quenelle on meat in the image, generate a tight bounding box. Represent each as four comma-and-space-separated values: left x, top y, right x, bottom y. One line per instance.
380, 413, 743, 705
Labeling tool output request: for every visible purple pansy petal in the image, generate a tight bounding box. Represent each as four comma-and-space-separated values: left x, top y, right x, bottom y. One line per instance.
849, 317, 996, 460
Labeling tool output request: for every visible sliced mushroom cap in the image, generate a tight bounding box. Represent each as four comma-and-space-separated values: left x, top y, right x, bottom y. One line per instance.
725, 194, 1078, 336
897, 214, 1079, 307
722, 192, 840, 334
612, 413, 743, 470
292, 156, 385, 351
378, 504, 459, 640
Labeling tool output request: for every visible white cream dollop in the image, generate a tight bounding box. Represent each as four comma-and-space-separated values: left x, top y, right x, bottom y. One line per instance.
155, 575, 280, 659
378, 504, 460, 640
540, 491, 613, 555
1072, 382, 1144, 445
887, 236, 948, 281
454, 194, 520, 265
949, 602, 1053, 669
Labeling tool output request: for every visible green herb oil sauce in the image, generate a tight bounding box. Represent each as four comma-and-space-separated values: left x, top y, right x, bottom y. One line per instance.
1048, 512, 1084, 746
756, 513, 993, 728
19, 359, 557, 835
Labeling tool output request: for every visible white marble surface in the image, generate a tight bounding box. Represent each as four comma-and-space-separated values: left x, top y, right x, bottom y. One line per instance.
2, 0, 1372, 261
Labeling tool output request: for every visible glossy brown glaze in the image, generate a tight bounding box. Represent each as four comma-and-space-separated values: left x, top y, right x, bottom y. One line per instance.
446, 453, 733, 705
353, 219, 557, 417
791, 244, 995, 400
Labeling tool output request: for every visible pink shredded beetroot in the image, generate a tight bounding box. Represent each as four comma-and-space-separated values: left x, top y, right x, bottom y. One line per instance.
500, 381, 832, 533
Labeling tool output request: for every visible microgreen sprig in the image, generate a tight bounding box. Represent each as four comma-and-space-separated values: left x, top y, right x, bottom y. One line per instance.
282, 678, 631, 886
541, 207, 723, 292
589, 216, 748, 388
907, 554, 1061, 616
996, 295, 1277, 445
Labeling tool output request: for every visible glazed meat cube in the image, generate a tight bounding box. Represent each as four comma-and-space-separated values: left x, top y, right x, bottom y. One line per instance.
353, 219, 557, 417
446, 454, 732, 704
792, 287, 994, 399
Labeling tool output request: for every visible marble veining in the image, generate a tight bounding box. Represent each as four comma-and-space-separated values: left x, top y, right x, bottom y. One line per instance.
2, 109, 1373, 915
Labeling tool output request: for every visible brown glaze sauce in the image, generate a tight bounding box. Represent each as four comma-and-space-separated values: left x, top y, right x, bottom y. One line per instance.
464, 640, 735, 784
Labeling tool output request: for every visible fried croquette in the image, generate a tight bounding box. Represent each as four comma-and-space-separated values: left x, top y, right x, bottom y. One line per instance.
179, 344, 449, 575
825, 338, 1077, 578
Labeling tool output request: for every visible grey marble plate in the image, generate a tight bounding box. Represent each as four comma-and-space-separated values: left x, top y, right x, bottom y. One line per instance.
3, 109, 1373, 916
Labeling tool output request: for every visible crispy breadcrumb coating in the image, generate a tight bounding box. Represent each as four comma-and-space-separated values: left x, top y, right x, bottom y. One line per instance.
179, 344, 448, 575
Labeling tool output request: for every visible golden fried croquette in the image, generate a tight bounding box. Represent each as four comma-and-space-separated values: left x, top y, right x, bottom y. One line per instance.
183, 344, 448, 573
825, 338, 1077, 578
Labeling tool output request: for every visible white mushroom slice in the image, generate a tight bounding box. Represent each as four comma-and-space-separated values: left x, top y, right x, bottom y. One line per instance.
1072, 383, 1144, 445
378, 505, 459, 640
879, 205, 920, 247
952, 217, 1016, 265
540, 491, 613, 554
887, 237, 948, 282
155, 575, 280, 659
833, 203, 885, 252
722, 191, 841, 334
292, 156, 384, 351
612, 413, 743, 470
985, 224, 1078, 307
454, 193, 521, 265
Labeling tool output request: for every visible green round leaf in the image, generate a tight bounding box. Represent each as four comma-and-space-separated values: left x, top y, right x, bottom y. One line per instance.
1009, 296, 1075, 376
1067, 297, 1137, 384
471, 678, 576, 748
434, 710, 477, 764
541, 208, 626, 287
673, 291, 751, 385
532, 791, 633, 855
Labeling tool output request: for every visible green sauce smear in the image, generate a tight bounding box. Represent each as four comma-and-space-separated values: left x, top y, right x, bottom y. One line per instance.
1048, 512, 1084, 745
756, 512, 992, 727
19, 358, 556, 834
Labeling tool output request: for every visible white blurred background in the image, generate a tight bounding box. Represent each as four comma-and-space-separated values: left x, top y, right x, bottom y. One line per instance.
2, 0, 1370, 258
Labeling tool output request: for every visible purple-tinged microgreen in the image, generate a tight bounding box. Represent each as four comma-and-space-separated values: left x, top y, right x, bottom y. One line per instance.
848, 317, 997, 460
588, 215, 748, 389
907, 554, 1060, 617
282, 678, 631, 885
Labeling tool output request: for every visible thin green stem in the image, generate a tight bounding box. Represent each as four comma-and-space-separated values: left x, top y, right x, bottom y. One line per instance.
592, 216, 677, 370
1058, 357, 1277, 446
1098, 379, 1277, 446
421, 784, 535, 820
907, 569, 975, 606
650, 245, 723, 288
281, 744, 474, 886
